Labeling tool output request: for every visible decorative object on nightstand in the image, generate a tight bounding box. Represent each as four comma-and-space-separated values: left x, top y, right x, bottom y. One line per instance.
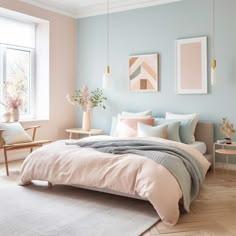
220, 118, 235, 144
66, 86, 107, 131
65, 128, 103, 139
216, 140, 225, 144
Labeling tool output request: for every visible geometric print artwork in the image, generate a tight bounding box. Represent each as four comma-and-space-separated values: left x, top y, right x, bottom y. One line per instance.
129, 54, 158, 91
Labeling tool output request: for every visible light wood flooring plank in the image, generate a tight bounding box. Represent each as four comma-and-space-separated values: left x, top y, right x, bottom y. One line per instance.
1, 161, 236, 235
145, 169, 236, 235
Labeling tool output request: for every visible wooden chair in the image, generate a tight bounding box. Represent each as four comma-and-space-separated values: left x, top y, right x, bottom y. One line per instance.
0, 125, 51, 176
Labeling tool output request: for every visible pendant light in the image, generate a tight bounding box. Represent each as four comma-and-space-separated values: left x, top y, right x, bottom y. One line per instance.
211, 0, 216, 85
102, 0, 112, 89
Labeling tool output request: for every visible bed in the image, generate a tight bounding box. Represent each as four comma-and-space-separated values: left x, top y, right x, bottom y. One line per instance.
194, 122, 214, 164
18, 121, 214, 226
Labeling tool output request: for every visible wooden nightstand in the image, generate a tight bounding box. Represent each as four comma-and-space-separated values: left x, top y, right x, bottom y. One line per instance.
65, 128, 103, 139
213, 142, 236, 173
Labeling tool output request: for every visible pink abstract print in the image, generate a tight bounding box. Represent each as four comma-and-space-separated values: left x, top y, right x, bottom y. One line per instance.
180, 42, 202, 89
129, 54, 158, 91
176, 37, 207, 94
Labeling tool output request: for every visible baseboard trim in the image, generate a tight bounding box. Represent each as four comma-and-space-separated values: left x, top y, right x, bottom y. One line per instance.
0, 152, 27, 164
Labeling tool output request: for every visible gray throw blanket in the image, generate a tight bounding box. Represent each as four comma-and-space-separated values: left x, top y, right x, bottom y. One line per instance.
66, 139, 205, 212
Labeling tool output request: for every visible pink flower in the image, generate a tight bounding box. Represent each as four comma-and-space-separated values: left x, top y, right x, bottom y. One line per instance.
6, 96, 22, 109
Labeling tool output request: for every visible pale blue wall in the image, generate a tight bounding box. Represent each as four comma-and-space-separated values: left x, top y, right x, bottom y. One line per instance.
76, 0, 236, 150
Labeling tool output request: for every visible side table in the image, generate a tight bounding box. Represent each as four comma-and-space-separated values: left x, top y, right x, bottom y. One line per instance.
65, 128, 103, 139
213, 142, 236, 174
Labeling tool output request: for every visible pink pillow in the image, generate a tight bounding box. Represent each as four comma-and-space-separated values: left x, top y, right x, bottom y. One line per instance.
113, 117, 154, 137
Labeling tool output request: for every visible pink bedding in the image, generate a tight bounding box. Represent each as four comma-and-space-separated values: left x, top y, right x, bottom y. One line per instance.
18, 136, 210, 226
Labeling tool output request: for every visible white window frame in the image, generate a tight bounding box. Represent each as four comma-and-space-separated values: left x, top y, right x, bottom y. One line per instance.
0, 44, 35, 119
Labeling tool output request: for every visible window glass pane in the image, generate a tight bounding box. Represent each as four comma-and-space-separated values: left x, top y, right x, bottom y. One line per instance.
5, 48, 31, 115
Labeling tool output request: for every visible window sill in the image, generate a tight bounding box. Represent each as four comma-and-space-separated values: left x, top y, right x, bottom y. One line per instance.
20, 118, 49, 123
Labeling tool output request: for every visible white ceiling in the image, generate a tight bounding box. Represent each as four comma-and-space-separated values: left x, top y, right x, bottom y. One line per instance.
20, 0, 184, 18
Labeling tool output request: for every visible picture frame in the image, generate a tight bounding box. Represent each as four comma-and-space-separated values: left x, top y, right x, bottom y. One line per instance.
129, 53, 158, 92
176, 37, 207, 94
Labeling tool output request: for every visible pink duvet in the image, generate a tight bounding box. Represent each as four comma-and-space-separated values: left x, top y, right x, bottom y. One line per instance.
18, 136, 210, 226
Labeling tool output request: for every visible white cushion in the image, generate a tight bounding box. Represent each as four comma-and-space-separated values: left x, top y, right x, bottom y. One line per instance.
121, 110, 152, 117
165, 112, 199, 142
0, 122, 32, 145
137, 123, 168, 139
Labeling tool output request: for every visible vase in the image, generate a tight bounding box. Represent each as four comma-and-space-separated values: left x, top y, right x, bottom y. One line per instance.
2, 111, 11, 122
82, 111, 91, 131
11, 108, 20, 122
224, 137, 232, 144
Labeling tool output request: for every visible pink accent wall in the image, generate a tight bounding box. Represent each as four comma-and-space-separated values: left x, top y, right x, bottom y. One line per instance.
180, 42, 202, 89
0, 1, 76, 150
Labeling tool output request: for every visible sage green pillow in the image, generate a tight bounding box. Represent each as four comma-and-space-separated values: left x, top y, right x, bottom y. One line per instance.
110, 116, 118, 136
155, 118, 194, 144
178, 119, 194, 144
154, 118, 181, 142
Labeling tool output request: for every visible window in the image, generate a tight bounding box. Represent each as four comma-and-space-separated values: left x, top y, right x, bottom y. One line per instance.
0, 16, 35, 119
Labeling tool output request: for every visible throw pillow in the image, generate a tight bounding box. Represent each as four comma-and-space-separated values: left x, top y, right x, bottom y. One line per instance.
110, 116, 118, 136
121, 110, 152, 117
165, 112, 199, 142
154, 118, 181, 142
137, 123, 168, 139
113, 117, 154, 137
0, 122, 32, 145
178, 119, 194, 144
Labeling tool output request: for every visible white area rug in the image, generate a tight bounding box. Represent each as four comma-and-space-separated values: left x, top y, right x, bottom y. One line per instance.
0, 183, 159, 236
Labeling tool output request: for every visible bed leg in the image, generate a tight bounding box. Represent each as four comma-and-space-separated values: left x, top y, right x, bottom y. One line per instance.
48, 182, 52, 188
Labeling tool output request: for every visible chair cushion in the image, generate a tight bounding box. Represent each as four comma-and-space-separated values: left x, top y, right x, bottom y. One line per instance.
0, 122, 32, 145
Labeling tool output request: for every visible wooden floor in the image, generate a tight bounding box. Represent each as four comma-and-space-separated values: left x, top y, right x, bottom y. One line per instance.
1, 161, 236, 235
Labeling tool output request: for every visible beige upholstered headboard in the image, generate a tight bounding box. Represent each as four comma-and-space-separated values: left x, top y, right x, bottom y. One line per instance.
194, 122, 214, 164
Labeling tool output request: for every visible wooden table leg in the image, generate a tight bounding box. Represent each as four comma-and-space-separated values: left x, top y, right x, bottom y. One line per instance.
213, 144, 215, 175
69, 132, 72, 139
4, 148, 9, 176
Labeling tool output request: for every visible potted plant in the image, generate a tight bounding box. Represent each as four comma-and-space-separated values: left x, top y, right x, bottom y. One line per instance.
66, 86, 107, 131
1, 77, 26, 122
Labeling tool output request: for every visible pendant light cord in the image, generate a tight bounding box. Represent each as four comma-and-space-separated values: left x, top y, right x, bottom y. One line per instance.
107, 0, 110, 67
212, 0, 215, 59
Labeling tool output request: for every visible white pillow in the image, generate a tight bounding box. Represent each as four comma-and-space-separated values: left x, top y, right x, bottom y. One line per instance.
137, 123, 168, 139
0, 122, 32, 145
121, 110, 152, 117
165, 112, 199, 142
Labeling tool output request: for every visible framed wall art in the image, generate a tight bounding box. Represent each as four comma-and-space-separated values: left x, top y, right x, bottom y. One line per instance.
129, 53, 158, 92
176, 37, 207, 94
